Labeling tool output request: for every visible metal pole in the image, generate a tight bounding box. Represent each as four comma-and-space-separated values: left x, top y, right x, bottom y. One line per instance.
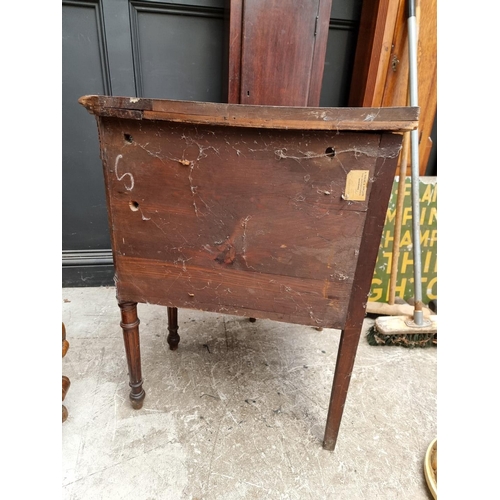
407, 0, 424, 326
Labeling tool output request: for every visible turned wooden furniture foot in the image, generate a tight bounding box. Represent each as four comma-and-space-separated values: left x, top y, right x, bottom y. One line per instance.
119, 302, 146, 409
62, 376, 71, 400
322, 327, 362, 450
62, 323, 70, 422
63, 405, 68, 422
167, 307, 180, 350
62, 375, 71, 422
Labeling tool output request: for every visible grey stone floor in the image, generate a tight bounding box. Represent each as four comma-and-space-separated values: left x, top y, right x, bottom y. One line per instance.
62, 287, 436, 500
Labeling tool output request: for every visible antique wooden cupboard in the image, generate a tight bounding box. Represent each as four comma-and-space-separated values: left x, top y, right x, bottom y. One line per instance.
80, 95, 418, 450
78, 0, 419, 451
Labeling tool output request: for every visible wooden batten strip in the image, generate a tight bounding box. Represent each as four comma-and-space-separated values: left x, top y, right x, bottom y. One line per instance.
79, 95, 418, 132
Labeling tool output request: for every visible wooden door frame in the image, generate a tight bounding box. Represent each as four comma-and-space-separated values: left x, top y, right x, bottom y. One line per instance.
348, 0, 436, 175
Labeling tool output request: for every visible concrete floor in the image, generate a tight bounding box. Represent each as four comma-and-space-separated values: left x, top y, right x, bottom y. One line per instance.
62, 286, 436, 500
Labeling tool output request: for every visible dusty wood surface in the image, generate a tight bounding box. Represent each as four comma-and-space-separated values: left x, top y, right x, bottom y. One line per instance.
79, 95, 418, 132
81, 97, 407, 329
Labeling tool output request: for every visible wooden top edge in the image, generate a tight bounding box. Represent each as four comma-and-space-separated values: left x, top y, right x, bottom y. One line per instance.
78, 95, 419, 131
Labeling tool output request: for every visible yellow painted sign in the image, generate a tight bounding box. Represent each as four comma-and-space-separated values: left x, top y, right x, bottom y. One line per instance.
369, 177, 437, 303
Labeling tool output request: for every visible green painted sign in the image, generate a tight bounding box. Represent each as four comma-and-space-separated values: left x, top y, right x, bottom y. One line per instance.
370, 176, 437, 304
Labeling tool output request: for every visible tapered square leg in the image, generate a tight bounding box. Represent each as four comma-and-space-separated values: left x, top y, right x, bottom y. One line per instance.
119, 302, 146, 409
167, 307, 180, 350
323, 327, 362, 451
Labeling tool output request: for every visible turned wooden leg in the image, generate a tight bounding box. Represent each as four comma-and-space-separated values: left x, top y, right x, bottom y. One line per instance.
119, 302, 146, 409
62, 376, 71, 401
323, 327, 362, 451
62, 323, 70, 423
167, 307, 180, 350
62, 376, 71, 422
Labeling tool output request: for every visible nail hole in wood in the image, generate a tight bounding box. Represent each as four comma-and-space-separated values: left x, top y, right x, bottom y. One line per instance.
129, 201, 139, 211
124, 133, 133, 143
325, 147, 336, 157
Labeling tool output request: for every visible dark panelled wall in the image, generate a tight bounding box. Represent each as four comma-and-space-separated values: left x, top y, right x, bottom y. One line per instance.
62, 0, 364, 286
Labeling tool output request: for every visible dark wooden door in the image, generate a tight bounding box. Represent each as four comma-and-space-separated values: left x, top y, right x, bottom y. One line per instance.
228, 0, 332, 106
62, 0, 363, 286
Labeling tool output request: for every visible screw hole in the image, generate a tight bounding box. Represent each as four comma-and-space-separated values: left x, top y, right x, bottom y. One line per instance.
325, 147, 336, 157
129, 201, 139, 211
124, 133, 133, 143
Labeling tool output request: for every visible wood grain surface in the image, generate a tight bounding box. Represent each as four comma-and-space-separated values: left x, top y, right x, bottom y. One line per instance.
79, 95, 418, 132
84, 102, 407, 328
